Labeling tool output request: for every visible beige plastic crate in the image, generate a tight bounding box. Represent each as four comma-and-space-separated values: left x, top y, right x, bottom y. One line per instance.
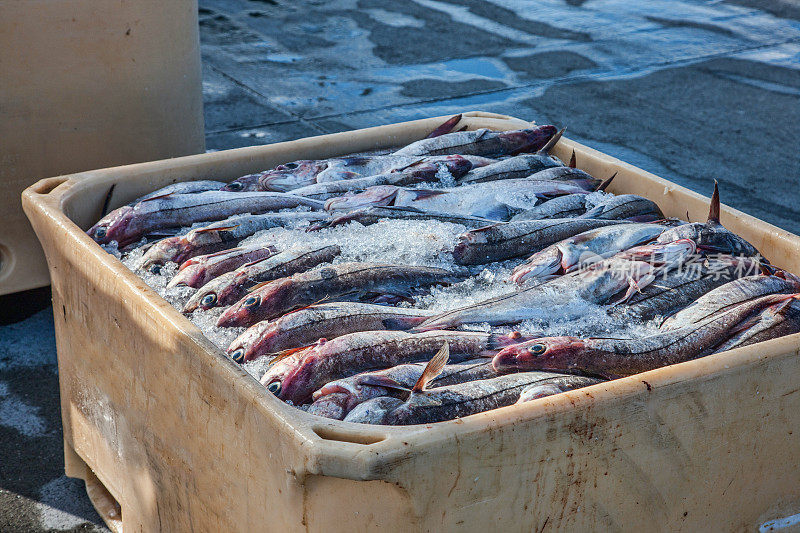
22, 112, 800, 532
0, 0, 204, 295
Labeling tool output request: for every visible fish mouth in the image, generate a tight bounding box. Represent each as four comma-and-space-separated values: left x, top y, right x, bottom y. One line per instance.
491, 351, 519, 372
313, 382, 354, 400
216, 306, 245, 328
166, 273, 191, 289
306, 394, 348, 420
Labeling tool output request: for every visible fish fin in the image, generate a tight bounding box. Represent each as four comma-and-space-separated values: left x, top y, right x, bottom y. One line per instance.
708, 180, 720, 224
381, 317, 416, 330
409, 189, 448, 200
469, 222, 505, 233
193, 224, 240, 234
425, 114, 462, 138
411, 342, 450, 393
246, 279, 275, 293
611, 274, 655, 306
457, 125, 469, 132
204, 247, 245, 259
580, 205, 603, 219
269, 343, 316, 363
362, 292, 416, 305
139, 192, 174, 202
283, 296, 331, 316
535, 126, 566, 155
357, 375, 413, 392
241, 255, 274, 268
392, 158, 427, 173
597, 172, 616, 191
568, 150, 577, 168
101, 184, 116, 217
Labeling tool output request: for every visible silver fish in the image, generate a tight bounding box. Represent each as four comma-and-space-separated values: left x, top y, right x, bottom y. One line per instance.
166, 245, 277, 289
226, 302, 435, 362
217, 263, 463, 327
88, 191, 324, 247
260, 156, 427, 192
395, 179, 593, 220
323, 178, 593, 220
307, 205, 497, 231
130, 180, 227, 204
261, 330, 531, 404
712, 299, 800, 353
183, 244, 341, 313
392, 125, 557, 157
660, 274, 800, 330
137, 211, 328, 272
516, 375, 603, 403
419, 240, 696, 331
453, 218, 628, 266
511, 194, 589, 221
511, 223, 668, 284
457, 153, 564, 184
609, 256, 756, 323
655, 182, 761, 257
306, 358, 497, 420
578, 194, 664, 221
492, 292, 797, 379
344, 371, 574, 425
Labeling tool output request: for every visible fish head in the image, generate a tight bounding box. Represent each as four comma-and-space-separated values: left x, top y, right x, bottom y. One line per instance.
492, 336, 585, 373
502, 125, 558, 154
138, 236, 189, 273
324, 185, 399, 212
494, 330, 541, 347
258, 161, 326, 192
343, 397, 404, 424
274, 351, 324, 404
439, 155, 475, 178
221, 173, 262, 192
259, 349, 312, 397
184, 272, 237, 313
306, 393, 350, 420
166, 264, 203, 289
226, 321, 275, 363
511, 247, 563, 284
88, 206, 135, 246
216, 278, 294, 327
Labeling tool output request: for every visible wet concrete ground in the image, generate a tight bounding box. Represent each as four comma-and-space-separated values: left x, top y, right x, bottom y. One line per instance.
2, 0, 798, 530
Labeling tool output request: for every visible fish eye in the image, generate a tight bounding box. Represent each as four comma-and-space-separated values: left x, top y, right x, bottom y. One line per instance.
230, 349, 245, 364
227, 181, 243, 191
243, 295, 260, 309
95, 227, 107, 239
149, 264, 162, 275
527, 343, 547, 356
283, 162, 299, 169
201, 293, 217, 308
266, 380, 281, 395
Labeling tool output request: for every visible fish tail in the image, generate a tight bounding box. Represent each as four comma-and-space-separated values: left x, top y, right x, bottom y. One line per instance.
536, 126, 566, 155
425, 115, 462, 138
597, 172, 617, 191
708, 180, 720, 224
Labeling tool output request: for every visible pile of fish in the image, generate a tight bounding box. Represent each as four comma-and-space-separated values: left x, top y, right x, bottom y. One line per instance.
89, 114, 800, 426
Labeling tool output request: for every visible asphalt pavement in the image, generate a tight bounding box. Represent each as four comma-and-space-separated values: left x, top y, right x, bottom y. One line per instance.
1, 0, 798, 530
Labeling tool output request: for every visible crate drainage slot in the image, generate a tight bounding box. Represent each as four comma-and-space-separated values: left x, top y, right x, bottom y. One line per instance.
84, 469, 123, 533
312, 426, 386, 445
